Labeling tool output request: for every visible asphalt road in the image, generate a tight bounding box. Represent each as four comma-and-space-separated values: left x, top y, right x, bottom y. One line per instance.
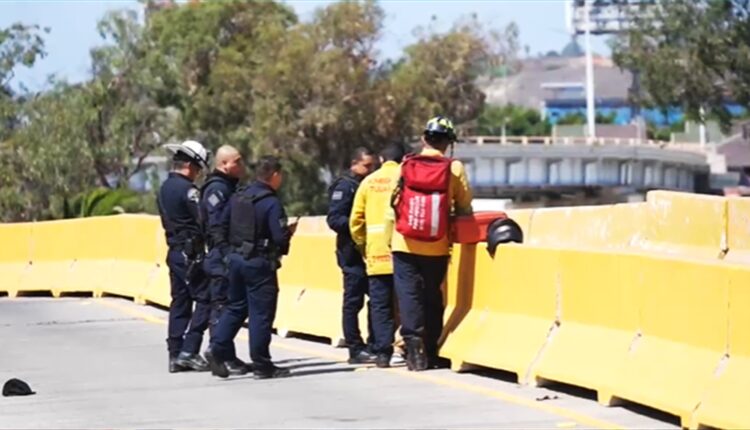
0, 298, 679, 429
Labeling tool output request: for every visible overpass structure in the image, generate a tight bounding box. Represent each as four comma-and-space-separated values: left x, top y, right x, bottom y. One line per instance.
1, 190, 748, 429
453, 136, 711, 202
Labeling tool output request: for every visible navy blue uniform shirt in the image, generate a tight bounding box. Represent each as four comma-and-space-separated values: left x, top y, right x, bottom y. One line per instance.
326, 171, 365, 272
200, 170, 239, 249
219, 180, 291, 256
158, 172, 202, 247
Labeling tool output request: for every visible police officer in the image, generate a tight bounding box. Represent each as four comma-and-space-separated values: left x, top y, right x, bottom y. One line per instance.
327, 147, 376, 364
158, 140, 212, 373
199, 144, 248, 374
205, 155, 296, 379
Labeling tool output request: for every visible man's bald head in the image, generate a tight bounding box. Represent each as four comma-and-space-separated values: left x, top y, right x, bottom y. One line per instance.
214, 145, 245, 179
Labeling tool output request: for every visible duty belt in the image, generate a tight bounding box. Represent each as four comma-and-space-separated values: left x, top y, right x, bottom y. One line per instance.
231, 239, 275, 260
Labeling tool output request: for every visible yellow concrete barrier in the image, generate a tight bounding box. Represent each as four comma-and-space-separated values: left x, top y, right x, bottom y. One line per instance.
22, 220, 82, 297
143, 224, 171, 307
638, 191, 727, 259
107, 215, 161, 302
0, 222, 32, 294
610, 255, 729, 428
61, 216, 122, 296
527, 205, 616, 248
440, 245, 558, 381
693, 265, 750, 430
442, 243, 477, 343
724, 197, 750, 264
530, 249, 641, 405
525, 203, 646, 250
504, 208, 534, 240
275, 216, 367, 344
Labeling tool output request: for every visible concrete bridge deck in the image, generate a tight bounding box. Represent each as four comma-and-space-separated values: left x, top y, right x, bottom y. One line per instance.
0, 297, 678, 429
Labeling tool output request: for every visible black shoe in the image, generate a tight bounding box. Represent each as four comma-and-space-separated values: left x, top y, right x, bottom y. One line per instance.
176, 352, 209, 372
375, 353, 391, 368
428, 356, 451, 370
405, 338, 427, 371
241, 360, 256, 373
169, 357, 188, 373
348, 349, 377, 364
225, 358, 250, 376
253, 365, 291, 380
204, 349, 229, 378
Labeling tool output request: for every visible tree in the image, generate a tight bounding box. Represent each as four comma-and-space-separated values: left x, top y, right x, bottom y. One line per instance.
0, 22, 47, 221
556, 111, 617, 126
83, 9, 178, 189
612, 0, 750, 131
476, 104, 551, 136
0, 0, 522, 219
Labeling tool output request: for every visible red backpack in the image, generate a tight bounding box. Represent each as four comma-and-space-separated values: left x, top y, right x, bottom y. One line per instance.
391, 154, 452, 242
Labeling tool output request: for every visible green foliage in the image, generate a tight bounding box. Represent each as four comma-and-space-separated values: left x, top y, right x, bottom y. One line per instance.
1, 0, 521, 220
63, 187, 143, 218
556, 112, 617, 126
647, 119, 686, 142
476, 104, 551, 136
612, 0, 750, 132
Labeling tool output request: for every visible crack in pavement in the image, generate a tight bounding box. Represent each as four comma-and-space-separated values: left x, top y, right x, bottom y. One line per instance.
0, 317, 141, 328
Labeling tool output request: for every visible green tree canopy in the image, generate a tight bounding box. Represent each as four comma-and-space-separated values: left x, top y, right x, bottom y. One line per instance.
0, 0, 520, 220
612, 0, 750, 131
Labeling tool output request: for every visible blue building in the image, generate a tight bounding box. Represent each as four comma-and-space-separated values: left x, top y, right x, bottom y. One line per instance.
544, 98, 746, 127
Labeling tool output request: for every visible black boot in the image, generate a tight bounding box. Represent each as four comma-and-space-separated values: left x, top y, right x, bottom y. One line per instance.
348, 349, 377, 364
175, 352, 209, 372
169, 356, 187, 373
204, 349, 229, 378
253, 365, 291, 380
405, 338, 427, 371
225, 358, 251, 376
375, 353, 391, 368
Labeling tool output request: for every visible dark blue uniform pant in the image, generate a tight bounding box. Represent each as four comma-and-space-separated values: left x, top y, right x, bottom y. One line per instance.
392, 252, 449, 359
368, 274, 395, 356
166, 248, 210, 356
203, 248, 235, 358
342, 270, 373, 356
211, 254, 279, 371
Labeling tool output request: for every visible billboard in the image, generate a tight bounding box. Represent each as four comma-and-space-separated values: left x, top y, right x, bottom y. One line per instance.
567, 0, 658, 35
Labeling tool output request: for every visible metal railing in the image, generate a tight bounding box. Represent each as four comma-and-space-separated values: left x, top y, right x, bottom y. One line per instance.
457, 135, 708, 153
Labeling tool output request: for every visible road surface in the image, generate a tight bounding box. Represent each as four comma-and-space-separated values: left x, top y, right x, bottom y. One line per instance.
0, 298, 679, 429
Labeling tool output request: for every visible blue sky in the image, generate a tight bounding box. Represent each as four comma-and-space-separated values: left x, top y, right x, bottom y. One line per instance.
0, 0, 611, 91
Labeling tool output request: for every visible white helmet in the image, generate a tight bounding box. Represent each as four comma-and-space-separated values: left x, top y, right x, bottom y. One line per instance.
164, 140, 210, 170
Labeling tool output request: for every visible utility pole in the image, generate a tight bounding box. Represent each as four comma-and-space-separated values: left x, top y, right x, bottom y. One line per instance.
584, 0, 596, 138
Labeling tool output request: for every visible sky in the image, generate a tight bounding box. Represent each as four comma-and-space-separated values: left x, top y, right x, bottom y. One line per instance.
0, 0, 612, 91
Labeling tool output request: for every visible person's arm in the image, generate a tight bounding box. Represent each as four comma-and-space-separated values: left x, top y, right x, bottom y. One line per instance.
349, 183, 367, 255
186, 186, 202, 225
451, 160, 473, 215
268, 198, 292, 256
204, 185, 230, 250
214, 198, 233, 254
326, 179, 353, 235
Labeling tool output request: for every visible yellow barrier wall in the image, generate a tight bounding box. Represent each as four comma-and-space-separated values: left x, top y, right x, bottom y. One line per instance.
440, 245, 558, 380
639, 191, 728, 259
60, 216, 122, 296
275, 216, 369, 344
613, 255, 729, 428
107, 215, 161, 302
724, 197, 750, 264
1, 191, 750, 428
530, 249, 640, 404
693, 265, 750, 429
22, 220, 83, 296
0, 222, 32, 294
